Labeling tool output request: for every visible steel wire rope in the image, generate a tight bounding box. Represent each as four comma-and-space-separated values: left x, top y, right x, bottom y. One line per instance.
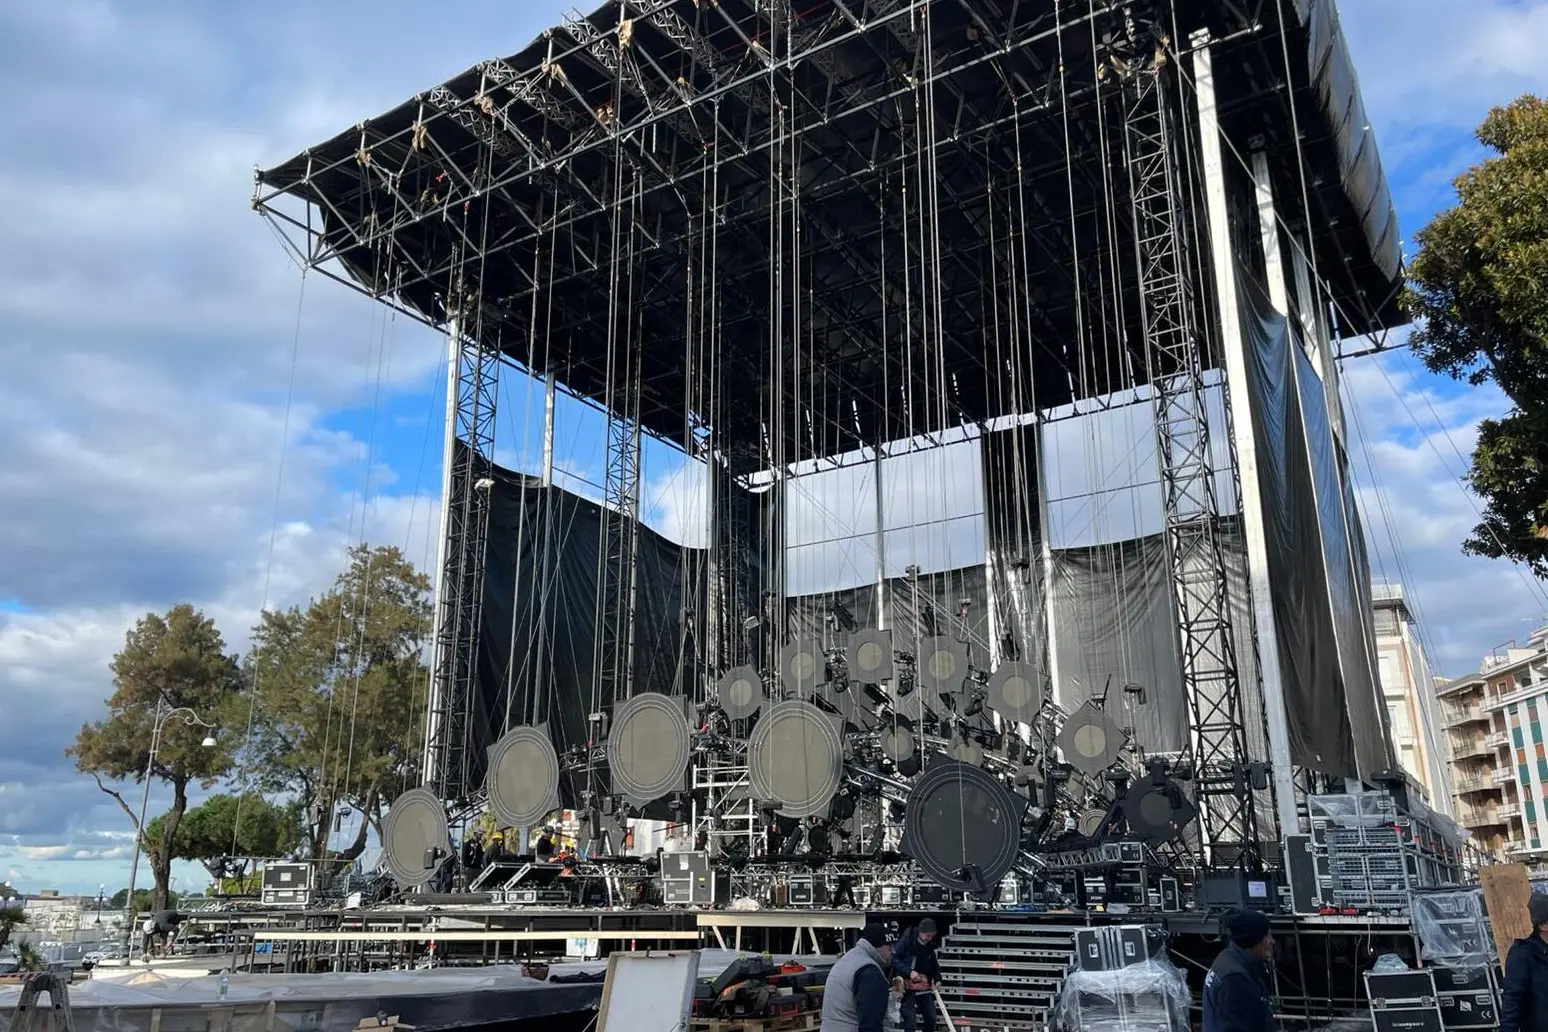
225, 266, 309, 865
499, 188, 553, 735
316, 200, 399, 858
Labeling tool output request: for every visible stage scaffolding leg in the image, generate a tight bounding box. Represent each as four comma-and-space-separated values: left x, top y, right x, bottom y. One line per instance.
1118, 24, 1257, 863
1193, 35, 1298, 840
423, 302, 499, 802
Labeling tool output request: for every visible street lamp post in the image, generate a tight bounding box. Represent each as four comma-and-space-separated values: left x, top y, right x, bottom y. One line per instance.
119, 700, 217, 953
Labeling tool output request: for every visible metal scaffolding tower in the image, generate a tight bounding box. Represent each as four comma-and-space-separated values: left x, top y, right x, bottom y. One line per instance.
1117, 35, 1259, 863
424, 300, 500, 803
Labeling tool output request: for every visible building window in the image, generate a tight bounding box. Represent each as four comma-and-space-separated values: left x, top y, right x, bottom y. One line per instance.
1530, 800, 1539, 821
1523, 764, 1533, 786
1517, 727, 1527, 749
1538, 759, 1548, 782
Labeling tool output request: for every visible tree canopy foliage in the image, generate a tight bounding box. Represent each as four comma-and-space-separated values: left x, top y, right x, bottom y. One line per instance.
1403, 94, 1548, 576
144, 793, 302, 884
244, 545, 431, 861
68, 604, 243, 909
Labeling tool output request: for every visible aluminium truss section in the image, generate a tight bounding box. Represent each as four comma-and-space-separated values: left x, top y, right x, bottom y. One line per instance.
426, 311, 500, 804
1117, 39, 1259, 865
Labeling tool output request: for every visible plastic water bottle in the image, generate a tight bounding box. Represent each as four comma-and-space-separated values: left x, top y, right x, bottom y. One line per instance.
217, 973, 229, 999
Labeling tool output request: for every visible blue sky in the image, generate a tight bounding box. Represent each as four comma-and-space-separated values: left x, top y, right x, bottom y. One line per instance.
1, 0, 1547, 895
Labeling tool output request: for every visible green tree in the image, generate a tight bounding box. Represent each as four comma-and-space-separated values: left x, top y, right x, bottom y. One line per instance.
1403, 94, 1548, 576
245, 546, 431, 861
144, 793, 303, 885
0, 906, 27, 952
69, 605, 243, 910
109, 888, 177, 913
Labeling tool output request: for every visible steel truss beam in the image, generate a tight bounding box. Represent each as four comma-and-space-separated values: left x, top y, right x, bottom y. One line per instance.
425, 303, 501, 803
1113, 22, 1258, 864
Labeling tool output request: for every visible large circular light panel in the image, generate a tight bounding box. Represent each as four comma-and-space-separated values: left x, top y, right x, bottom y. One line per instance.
748, 700, 844, 818
486, 725, 561, 828
381, 788, 450, 888
608, 693, 691, 807
902, 761, 1023, 893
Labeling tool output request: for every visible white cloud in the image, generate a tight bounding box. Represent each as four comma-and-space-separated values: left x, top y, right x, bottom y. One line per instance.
1339, 351, 1548, 675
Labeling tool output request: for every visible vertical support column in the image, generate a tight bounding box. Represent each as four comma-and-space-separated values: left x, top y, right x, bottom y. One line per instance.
1195, 35, 1300, 839
1035, 414, 1063, 705
423, 315, 462, 790
540, 372, 557, 488
873, 446, 888, 629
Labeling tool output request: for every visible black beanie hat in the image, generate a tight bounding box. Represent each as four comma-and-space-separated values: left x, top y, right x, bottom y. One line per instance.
1225, 908, 1271, 949
918, 918, 938, 934
1529, 893, 1548, 928
860, 922, 891, 948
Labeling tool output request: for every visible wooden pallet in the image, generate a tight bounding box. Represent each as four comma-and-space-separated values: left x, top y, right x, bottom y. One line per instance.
690, 1011, 821, 1032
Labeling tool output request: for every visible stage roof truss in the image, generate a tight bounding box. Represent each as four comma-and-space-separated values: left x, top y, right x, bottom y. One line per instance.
256, 0, 1403, 455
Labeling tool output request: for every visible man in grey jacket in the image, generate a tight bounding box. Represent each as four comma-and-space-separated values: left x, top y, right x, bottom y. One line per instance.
820, 923, 895, 1032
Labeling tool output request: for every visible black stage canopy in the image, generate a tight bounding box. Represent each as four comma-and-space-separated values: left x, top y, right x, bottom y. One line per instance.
256, 0, 1402, 456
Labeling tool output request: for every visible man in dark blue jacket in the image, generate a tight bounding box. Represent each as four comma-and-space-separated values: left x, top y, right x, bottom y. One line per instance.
1501, 893, 1548, 1032
891, 918, 941, 1032
1202, 909, 1275, 1032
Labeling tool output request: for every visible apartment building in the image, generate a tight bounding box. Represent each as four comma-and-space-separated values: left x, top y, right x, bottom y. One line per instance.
1441, 624, 1548, 860
1372, 584, 1450, 812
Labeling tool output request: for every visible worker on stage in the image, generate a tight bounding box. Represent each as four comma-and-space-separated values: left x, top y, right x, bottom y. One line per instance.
890, 918, 941, 1032
1500, 893, 1548, 1032
1202, 909, 1275, 1032
820, 923, 894, 1032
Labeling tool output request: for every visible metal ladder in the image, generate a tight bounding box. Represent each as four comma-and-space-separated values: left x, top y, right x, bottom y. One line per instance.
7, 973, 74, 1032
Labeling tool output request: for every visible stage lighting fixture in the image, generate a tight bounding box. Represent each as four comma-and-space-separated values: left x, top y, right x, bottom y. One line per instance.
781, 640, 824, 698
1056, 702, 1126, 776
916, 636, 970, 706
717, 665, 763, 720
846, 628, 894, 683
1119, 775, 1198, 845
986, 661, 1044, 723
881, 726, 916, 763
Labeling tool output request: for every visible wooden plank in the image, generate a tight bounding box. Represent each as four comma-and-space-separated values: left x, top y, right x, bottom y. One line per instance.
1481, 863, 1533, 969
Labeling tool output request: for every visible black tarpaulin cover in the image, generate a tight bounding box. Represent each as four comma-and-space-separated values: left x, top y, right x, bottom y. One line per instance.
1295, 345, 1395, 774
1237, 268, 1360, 778
475, 455, 698, 799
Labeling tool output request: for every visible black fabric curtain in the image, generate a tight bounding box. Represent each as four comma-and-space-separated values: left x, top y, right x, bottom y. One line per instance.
474, 456, 701, 801
1049, 534, 1188, 753
1237, 269, 1360, 779
1295, 350, 1395, 776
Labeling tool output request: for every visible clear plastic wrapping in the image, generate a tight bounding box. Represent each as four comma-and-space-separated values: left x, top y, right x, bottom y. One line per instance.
1411, 889, 1493, 969
1052, 955, 1190, 1032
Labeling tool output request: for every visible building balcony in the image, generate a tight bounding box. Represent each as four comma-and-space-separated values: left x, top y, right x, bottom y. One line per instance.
1453, 737, 1493, 759
1488, 731, 1511, 748
1499, 803, 1523, 819
1495, 768, 1517, 785
1455, 777, 1500, 795
1445, 708, 1492, 728
1457, 804, 1504, 827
